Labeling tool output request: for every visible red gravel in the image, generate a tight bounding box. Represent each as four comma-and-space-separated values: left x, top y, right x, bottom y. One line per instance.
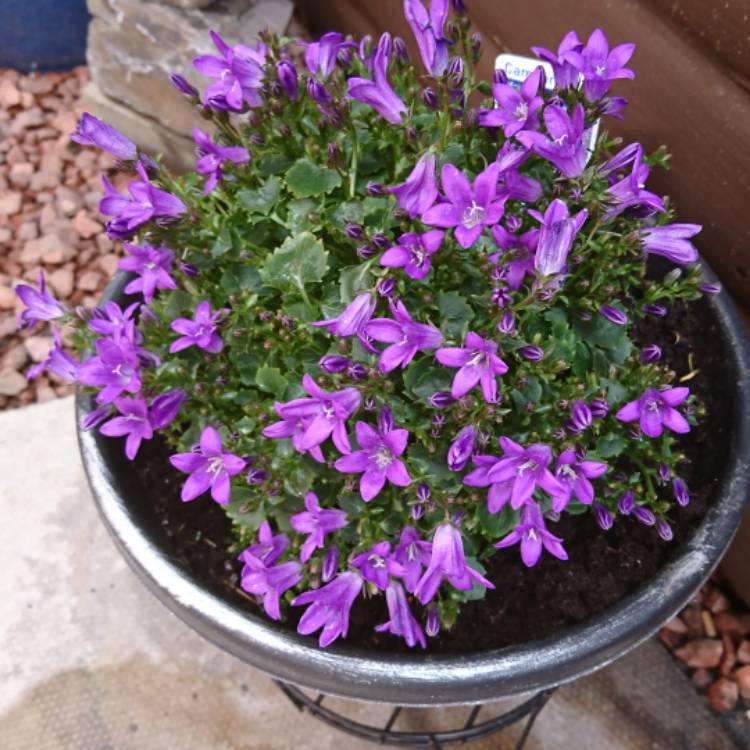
0, 66, 126, 410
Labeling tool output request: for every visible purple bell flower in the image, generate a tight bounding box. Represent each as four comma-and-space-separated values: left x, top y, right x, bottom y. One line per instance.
239, 551, 301, 621
380, 230, 445, 280
99, 396, 154, 460
528, 199, 588, 277
375, 581, 426, 649
531, 31, 584, 89
351, 541, 404, 590
616, 386, 690, 438
414, 523, 494, 604
447, 425, 476, 472
322, 545, 340, 582
389, 152, 438, 219
393, 526, 432, 593
580, 28, 635, 102
436, 331, 509, 403
495, 502, 568, 567
641, 224, 700, 265
193, 128, 250, 194
422, 162, 507, 249
404, 0, 450, 76
276, 59, 298, 99
118, 243, 176, 303
71, 112, 137, 161
290, 491, 348, 563
292, 571, 363, 647
26, 327, 78, 382
169, 426, 246, 505
553, 449, 608, 512
169, 300, 225, 354
311, 291, 376, 341
347, 33, 407, 124
478, 67, 544, 136
149, 388, 187, 429
366, 299, 443, 374
15, 271, 66, 329
305, 32, 355, 78
334, 418, 411, 502
77, 338, 141, 404
242, 521, 288, 566
319, 355, 352, 373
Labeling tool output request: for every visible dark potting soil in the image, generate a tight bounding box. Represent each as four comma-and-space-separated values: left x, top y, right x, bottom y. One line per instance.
121, 293, 733, 655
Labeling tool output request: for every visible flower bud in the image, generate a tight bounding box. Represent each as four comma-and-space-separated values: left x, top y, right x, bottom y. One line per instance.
451, 0, 467, 14
633, 506, 656, 526
447, 57, 464, 88
447, 426, 476, 471
378, 407, 394, 434
179, 261, 199, 277
247, 468, 270, 485
673, 478, 690, 507
657, 520, 673, 541
410, 503, 424, 520
337, 46, 353, 67
421, 87, 439, 110
570, 400, 592, 431
364, 396, 377, 411
394, 36, 409, 62
640, 344, 661, 363
498, 311, 515, 334
491, 287, 511, 308
642, 303, 667, 317
700, 282, 721, 295
326, 142, 340, 166
416, 482, 431, 502
306, 78, 332, 105
425, 605, 441, 637
81, 405, 111, 431
519, 345, 544, 362
429, 391, 454, 409
371, 232, 391, 250
600, 304, 628, 326
322, 545, 340, 582
346, 363, 368, 381
377, 277, 395, 297
356, 244, 375, 259
504, 213, 521, 232
618, 491, 634, 515
149, 389, 188, 429
319, 355, 352, 373
170, 73, 198, 98
345, 222, 364, 239
658, 463, 671, 482
366, 181, 385, 196
358, 35, 373, 63
590, 398, 609, 418
470, 33, 482, 61
594, 503, 614, 530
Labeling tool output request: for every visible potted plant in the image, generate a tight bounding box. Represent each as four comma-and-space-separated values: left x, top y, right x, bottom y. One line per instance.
19, 0, 750, 707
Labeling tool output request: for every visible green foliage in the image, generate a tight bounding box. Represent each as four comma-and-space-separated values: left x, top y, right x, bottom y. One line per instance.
285, 159, 342, 198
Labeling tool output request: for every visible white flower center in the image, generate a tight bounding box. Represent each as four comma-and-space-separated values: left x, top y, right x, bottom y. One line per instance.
368, 554, 385, 568
207, 456, 224, 476
646, 399, 661, 413
514, 101, 528, 121
468, 350, 488, 367
518, 459, 538, 476
373, 445, 393, 469
462, 201, 486, 229
595, 64, 606, 76
560, 464, 577, 480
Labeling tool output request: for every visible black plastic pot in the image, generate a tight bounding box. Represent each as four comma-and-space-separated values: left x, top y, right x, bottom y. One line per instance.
77, 270, 750, 707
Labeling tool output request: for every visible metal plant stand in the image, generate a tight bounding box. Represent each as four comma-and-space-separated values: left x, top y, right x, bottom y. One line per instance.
275, 681, 557, 749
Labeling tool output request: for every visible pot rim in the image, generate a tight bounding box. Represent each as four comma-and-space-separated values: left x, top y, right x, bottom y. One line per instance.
76, 267, 750, 706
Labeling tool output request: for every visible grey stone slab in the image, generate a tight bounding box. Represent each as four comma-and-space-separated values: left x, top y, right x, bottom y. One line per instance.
0, 398, 739, 749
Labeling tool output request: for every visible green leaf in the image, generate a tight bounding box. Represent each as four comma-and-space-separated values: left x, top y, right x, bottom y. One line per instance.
477, 504, 519, 538
257, 153, 293, 176
339, 262, 374, 303
219, 264, 262, 295
260, 231, 329, 291
237, 176, 281, 214
596, 432, 628, 458
287, 199, 317, 233
225, 489, 264, 529
438, 291, 473, 340
285, 159, 342, 198
255, 364, 288, 399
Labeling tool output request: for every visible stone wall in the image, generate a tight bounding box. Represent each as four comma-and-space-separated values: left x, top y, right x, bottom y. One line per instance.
84, 0, 293, 170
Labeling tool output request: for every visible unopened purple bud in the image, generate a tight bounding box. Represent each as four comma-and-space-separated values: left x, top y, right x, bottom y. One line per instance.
250, 133, 264, 146
320, 355, 352, 373
451, 0, 467, 13
337, 47, 353, 67
578, 311, 593, 322
431, 413, 446, 427
358, 35, 373, 63
634, 506, 656, 526
600, 305, 628, 326
377, 31, 393, 59
673, 478, 690, 507
618, 491, 634, 515
357, 245, 375, 259
81, 405, 111, 431
410, 503, 424, 520
498, 311, 515, 334
371, 232, 391, 250
595, 503, 614, 530
700, 282, 721, 295
322, 545, 340, 582
570, 400, 592, 431
519, 345, 544, 362
447, 426, 476, 472
425, 604, 441, 637
429, 391, 454, 409
491, 287, 512, 308
493, 69, 508, 86
326, 143, 339, 165
416, 482, 431, 502
366, 181, 385, 196
504, 214, 521, 232
657, 520, 673, 541
179, 261, 199, 278
589, 398, 609, 419
430, 428, 442, 439
170, 73, 198, 98
447, 57, 464, 87
378, 277, 396, 297
306, 78, 332, 105
345, 222, 364, 239
347, 363, 368, 381
658, 463, 671, 482
378, 407, 394, 434
642, 303, 667, 318
640, 344, 661, 363
247, 468, 270, 485
470, 33, 482, 57
276, 59, 298, 100
364, 396, 377, 411
421, 87, 438, 110
394, 36, 409, 62
149, 389, 188, 429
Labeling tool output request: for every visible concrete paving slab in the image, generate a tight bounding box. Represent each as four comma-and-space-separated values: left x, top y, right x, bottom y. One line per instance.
0, 398, 739, 749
